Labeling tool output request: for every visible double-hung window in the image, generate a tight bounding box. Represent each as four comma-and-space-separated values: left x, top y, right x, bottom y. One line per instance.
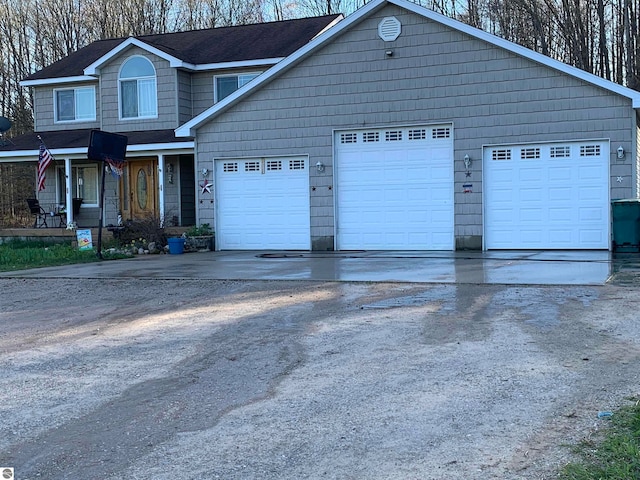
54, 86, 96, 122
119, 56, 157, 119
214, 73, 260, 102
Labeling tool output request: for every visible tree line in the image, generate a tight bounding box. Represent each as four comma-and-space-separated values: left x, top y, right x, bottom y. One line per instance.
1, 0, 638, 137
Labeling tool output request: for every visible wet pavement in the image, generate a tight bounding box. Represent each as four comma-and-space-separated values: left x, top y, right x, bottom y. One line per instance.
2, 249, 639, 285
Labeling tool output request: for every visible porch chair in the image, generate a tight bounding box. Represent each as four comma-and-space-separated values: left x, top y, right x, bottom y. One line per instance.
27, 198, 47, 228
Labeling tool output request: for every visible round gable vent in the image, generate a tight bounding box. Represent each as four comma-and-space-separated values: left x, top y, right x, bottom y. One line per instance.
378, 16, 401, 42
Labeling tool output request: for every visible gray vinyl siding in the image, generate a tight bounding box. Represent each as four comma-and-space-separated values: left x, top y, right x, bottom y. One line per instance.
99, 47, 179, 132
162, 154, 181, 224
191, 72, 214, 117
194, 4, 637, 248
177, 71, 193, 125
33, 82, 101, 132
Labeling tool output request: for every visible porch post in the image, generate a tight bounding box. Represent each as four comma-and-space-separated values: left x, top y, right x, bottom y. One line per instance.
158, 154, 165, 227
65, 157, 72, 226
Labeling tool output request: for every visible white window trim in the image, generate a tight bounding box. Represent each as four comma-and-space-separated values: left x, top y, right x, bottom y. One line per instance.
53, 86, 97, 123
213, 71, 261, 103
118, 55, 158, 121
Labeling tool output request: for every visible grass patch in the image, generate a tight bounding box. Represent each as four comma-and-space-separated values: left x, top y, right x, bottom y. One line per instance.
0, 239, 128, 272
558, 398, 640, 479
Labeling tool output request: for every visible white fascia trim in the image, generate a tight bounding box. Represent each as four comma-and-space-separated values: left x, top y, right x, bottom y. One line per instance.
185, 57, 283, 72
0, 147, 89, 160
127, 141, 194, 152
397, 0, 640, 108
313, 15, 344, 38
84, 38, 187, 75
20, 76, 97, 87
0, 142, 194, 161
175, 3, 384, 137
0, 150, 39, 160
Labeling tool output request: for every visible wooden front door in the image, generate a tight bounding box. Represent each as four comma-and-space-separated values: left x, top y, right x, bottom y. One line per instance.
122, 158, 158, 221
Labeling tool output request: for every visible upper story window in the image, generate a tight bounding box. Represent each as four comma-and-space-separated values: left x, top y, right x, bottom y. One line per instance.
54, 86, 96, 123
119, 56, 157, 119
214, 73, 260, 102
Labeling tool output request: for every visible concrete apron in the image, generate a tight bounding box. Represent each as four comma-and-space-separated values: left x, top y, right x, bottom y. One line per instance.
1, 250, 634, 285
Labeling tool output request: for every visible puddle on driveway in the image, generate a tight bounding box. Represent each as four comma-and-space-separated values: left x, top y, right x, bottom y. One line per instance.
609, 253, 640, 286
360, 285, 457, 310
359, 285, 600, 331
487, 287, 598, 329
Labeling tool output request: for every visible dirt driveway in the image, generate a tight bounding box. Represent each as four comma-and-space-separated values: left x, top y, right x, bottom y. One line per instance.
1, 277, 639, 479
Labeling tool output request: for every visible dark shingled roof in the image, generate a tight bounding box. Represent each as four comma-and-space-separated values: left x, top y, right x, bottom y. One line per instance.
24, 15, 341, 81
0, 129, 192, 153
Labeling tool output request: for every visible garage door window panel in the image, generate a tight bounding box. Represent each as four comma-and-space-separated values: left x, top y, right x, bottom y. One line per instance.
581, 145, 601, 156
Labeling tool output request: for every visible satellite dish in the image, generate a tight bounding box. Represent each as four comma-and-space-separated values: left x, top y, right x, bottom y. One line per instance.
0, 116, 11, 133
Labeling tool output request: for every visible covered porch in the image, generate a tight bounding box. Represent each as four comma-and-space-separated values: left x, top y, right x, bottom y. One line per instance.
0, 129, 196, 230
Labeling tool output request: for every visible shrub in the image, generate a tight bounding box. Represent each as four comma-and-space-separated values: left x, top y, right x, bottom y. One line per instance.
185, 223, 213, 236
113, 215, 167, 248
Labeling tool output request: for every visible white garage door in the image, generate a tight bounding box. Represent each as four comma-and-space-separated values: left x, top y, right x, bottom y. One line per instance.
215, 157, 310, 250
336, 125, 454, 250
484, 141, 609, 249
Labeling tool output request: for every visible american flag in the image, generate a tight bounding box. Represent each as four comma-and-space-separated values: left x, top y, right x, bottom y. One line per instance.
37, 142, 53, 191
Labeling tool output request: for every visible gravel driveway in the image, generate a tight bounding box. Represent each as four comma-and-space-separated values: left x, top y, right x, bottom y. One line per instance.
1, 277, 639, 479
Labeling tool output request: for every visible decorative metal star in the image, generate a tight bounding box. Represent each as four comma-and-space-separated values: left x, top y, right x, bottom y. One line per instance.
200, 179, 213, 194
465, 171, 472, 177
616, 176, 624, 183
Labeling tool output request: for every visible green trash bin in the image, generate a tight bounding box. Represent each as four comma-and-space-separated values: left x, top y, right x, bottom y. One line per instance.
611, 199, 640, 252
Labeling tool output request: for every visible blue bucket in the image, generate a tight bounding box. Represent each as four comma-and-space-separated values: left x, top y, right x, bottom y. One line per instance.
167, 237, 185, 254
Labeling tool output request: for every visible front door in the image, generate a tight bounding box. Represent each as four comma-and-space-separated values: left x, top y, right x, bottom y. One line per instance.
122, 158, 158, 221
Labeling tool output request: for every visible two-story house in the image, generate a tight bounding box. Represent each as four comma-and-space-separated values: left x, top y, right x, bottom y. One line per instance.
3, 0, 640, 252
0, 14, 341, 228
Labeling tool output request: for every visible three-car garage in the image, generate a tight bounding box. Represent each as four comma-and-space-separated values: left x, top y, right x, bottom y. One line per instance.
212, 128, 611, 251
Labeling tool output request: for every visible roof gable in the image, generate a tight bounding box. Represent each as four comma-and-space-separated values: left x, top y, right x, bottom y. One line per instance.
21, 15, 342, 86
176, 0, 640, 137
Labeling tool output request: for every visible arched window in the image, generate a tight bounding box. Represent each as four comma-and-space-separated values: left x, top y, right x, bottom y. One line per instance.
119, 56, 157, 119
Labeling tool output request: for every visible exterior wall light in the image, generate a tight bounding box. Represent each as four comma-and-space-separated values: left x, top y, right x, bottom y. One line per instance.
201, 168, 209, 177
464, 154, 471, 169
167, 163, 174, 184
316, 161, 325, 173
617, 146, 625, 159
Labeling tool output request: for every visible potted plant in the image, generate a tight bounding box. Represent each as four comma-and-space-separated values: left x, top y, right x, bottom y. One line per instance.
184, 223, 215, 251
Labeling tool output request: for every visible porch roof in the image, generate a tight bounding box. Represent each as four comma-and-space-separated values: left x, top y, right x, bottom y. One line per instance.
0, 129, 194, 160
